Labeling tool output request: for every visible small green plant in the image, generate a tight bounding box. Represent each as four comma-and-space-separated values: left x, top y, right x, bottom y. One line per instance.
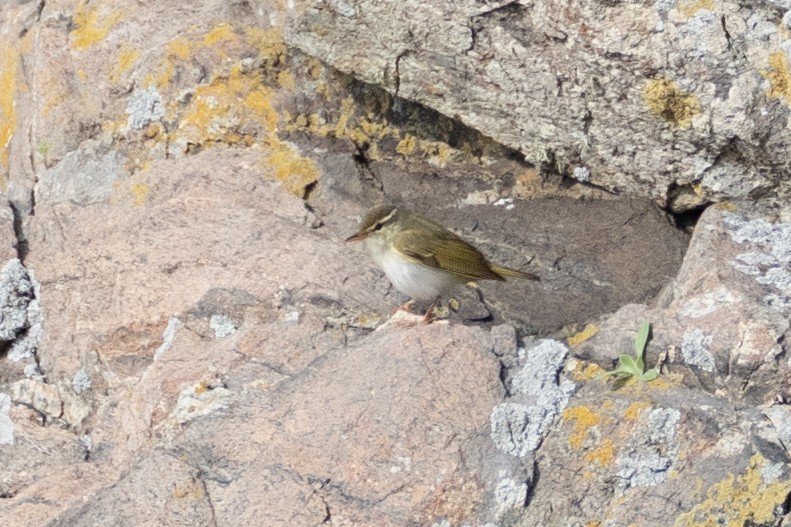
603, 320, 658, 382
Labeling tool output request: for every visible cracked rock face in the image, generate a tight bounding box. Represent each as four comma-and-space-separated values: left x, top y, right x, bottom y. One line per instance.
282, 0, 791, 210
0, 1, 789, 526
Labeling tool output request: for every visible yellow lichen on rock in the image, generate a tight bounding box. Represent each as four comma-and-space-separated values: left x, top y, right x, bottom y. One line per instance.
568, 324, 599, 347
396, 135, 418, 155
335, 97, 355, 138
623, 400, 651, 420
676, 0, 715, 18
562, 406, 603, 449
0, 44, 19, 181
764, 51, 791, 104
127, 23, 319, 197
173, 64, 274, 148
244, 27, 287, 61
130, 183, 150, 207
643, 78, 701, 128
111, 180, 150, 207
420, 140, 452, 167
569, 361, 606, 382
71, 1, 124, 50
264, 143, 320, 198
112, 45, 140, 84
583, 438, 615, 467
203, 24, 236, 46
674, 455, 791, 527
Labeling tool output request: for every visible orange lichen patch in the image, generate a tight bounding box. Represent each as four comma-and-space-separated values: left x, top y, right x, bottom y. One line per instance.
584, 438, 615, 467
763, 51, 791, 104
193, 380, 210, 396
130, 183, 150, 206
624, 400, 651, 420
112, 45, 140, 84
307, 58, 324, 80
146, 25, 319, 196
166, 37, 192, 61
203, 24, 237, 46
358, 119, 398, 141
277, 70, 295, 90
396, 135, 418, 155
674, 455, 791, 527
568, 324, 599, 347
570, 362, 605, 381
0, 45, 20, 179
643, 78, 701, 128
562, 406, 602, 449
676, 0, 715, 18
420, 141, 452, 167
645, 372, 683, 390
264, 143, 320, 197
71, 1, 123, 50
334, 96, 355, 138
173, 65, 273, 146
244, 27, 287, 61
111, 180, 150, 207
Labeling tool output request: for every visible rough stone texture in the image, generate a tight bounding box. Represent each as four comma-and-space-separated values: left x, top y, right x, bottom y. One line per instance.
576, 200, 791, 404
0, 1, 788, 526
283, 0, 791, 210
0, 200, 18, 262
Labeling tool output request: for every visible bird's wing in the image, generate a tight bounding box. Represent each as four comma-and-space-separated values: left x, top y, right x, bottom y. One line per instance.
393, 228, 505, 282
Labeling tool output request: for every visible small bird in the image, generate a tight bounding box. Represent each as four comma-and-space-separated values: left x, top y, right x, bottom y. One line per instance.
345, 205, 539, 311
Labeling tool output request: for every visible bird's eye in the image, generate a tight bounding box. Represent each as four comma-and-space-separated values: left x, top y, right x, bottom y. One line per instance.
372, 221, 385, 231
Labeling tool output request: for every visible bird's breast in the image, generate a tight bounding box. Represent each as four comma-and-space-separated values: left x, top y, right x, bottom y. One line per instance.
365, 238, 459, 300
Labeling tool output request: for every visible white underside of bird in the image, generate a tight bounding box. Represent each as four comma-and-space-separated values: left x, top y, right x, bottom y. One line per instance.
366, 236, 462, 300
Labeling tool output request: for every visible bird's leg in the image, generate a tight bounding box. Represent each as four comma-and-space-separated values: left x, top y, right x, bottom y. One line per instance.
421, 296, 441, 323
395, 299, 416, 314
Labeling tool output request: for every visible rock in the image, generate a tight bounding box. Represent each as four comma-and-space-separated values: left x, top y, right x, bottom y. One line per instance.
35, 141, 126, 206
0, 258, 42, 384
283, 1, 791, 209
575, 200, 791, 403
46, 452, 216, 527
11, 379, 62, 420
0, 200, 18, 262
0, 259, 33, 342
0, 1, 787, 526
0, 393, 13, 446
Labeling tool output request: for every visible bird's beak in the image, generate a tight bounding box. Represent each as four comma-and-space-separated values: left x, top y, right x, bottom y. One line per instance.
345, 231, 368, 243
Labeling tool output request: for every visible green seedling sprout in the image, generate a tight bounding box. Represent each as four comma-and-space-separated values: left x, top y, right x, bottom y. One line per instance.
603, 320, 658, 382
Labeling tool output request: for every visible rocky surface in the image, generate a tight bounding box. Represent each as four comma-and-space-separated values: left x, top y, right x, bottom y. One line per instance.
283, 0, 791, 211
0, 1, 789, 527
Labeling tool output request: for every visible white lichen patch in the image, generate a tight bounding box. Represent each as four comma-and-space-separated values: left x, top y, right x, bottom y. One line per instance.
210, 314, 237, 338
616, 407, 681, 489
678, 286, 738, 319
126, 86, 164, 130
154, 316, 182, 360
72, 367, 92, 394
724, 212, 791, 307
494, 471, 528, 518
173, 381, 233, 424
491, 340, 575, 457
681, 328, 715, 372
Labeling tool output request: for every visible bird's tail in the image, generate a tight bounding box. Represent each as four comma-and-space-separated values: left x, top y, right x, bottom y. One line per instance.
491, 265, 540, 281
